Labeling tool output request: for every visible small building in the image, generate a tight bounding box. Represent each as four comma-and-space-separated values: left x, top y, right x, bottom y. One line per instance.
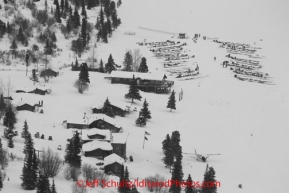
109, 71, 174, 94
16, 101, 38, 112
91, 101, 126, 117
15, 86, 52, 95
40, 69, 59, 78
111, 133, 128, 159
81, 128, 111, 143
104, 153, 124, 177
3, 96, 13, 100
178, 33, 186, 39
65, 114, 122, 133
82, 140, 113, 159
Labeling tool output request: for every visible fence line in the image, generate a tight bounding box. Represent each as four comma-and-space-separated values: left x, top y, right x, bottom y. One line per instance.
138, 26, 176, 35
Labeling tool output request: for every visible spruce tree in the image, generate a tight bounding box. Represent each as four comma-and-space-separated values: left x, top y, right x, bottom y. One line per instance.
37, 172, 51, 193
124, 75, 142, 103
81, 0, 86, 16
54, 0, 61, 23
104, 54, 116, 73
74, 57, 79, 70
162, 134, 174, 169
7, 137, 14, 148
98, 6, 104, 27
106, 18, 112, 36
17, 27, 25, 45
0, 138, 3, 167
0, 94, 6, 115
171, 131, 182, 160
10, 39, 17, 58
51, 179, 57, 193
3, 104, 16, 128
60, 0, 64, 12
123, 166, 130, 193
102, 98, 115, 117
0, 169, 2, 190
30, 69, 39, 85
138, 57, 148, 72
99, 59, 104, 72
87, 0, 92, 9
169, 156, 183, 193
135, 116, 146, 127
111, 10, 119, 29
123, 51, 133, 72
81, 17, 87, 49
185, 174, 194, 193
79, 63, 90, 83
22, 120, 29, 139
73, 8, 80, 28
65, 131, 82, 168
21, 133, 37, 190
202, 167, 217, 193
101, 22, 108, 43
118, 165, 125, 193
32, 150, 38, 185
3, 0, 8, 4
131, 185, 139, 193
44, 40, 53, 55
64, 0, 69, 11
139, 99, 151, 120
167, 90, 176, 112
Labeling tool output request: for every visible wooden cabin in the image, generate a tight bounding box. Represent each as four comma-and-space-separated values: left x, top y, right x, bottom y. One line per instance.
82, 140, 113, 159
81, 128, 111, 144
104, 153, 124, 177
16, 103, 36, 112
109, 71, 174, 94
178, 33, 186, 39
16, 86, 52, 95
92, 103, 126, 117
111, 133, 128, 159
40, 69, 58, 78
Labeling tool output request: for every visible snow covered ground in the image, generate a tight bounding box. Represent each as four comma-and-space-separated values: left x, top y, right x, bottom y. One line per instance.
1, 0, 289, 192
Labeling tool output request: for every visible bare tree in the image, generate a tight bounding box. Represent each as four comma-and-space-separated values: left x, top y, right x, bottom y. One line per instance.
39, 147, 64, 177
88, 42, 98, 69
131, 49, 142, 72
82, 163, 95, 181
39, 64, 54, 83
71, 182, 87, 193
74, 80, 89, 94
64, 165, 81, 181
0, 148, 9, 170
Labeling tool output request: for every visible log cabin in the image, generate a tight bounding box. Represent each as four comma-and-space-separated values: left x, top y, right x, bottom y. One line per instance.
104, 153, 124, 177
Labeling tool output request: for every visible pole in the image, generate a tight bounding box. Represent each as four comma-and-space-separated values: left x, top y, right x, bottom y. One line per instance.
143, 131, 145, 149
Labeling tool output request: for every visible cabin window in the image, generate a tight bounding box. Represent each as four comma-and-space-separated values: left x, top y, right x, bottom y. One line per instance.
115, 78, 119, 81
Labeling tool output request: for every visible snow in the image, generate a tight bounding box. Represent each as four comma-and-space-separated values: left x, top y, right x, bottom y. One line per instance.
111, 133, 128, 144
82, 140, 113, 152
104, 153, 125, 166
81, 128, 111, 141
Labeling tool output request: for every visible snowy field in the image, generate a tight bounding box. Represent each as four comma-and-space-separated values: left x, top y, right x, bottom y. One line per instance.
1, 0, 289, 192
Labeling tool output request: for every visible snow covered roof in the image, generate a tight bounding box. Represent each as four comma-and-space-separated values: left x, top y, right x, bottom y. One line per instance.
66, 114, 121, 128
91, 99, 127, 110
81, 128, 111, 141
15, 85, 52, 92
13, 95, 42, 107
104, 153, 124, 166
111, 133, 128, 144
82, 140, 113, 152
110, 71, 170, 81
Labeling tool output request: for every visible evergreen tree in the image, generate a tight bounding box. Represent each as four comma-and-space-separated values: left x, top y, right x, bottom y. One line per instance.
0, 94, 6, 116
130, 185, 139, 193
17, 27, 25, 45
32, 150, 38, 185
109, 1, 116, 14
123, 51, 133, 72
171, 131, 182, 160
87, 0, 92, 9
44, 40, 53, 55
123, 166, 130, 193
102, 97, 115, 117
104, 54, 116, 73
21, 133, 37, 190
22, 120, 29, 139
60, 0, 64, 12
98, 6, 104, 27
37, 172, 51, 193
81, 0, 86, 16
65, 131, 82, 168
185, 174, 194, 193
106, 17, 112, 36
6, 22, 11, 34
10, 39, 17, 58
124, 75, 142, 103
138, 57, 148, 72
135, 116, 146, 127
51, 32, 57, 42
51, 179, 57, 193
74, 57, 79, 70
54, 0, 61, 23
202, 167, 217, 193
99, 59, 104, 72
111, 10, 119, 29
4, 0, 8, 4
139, 99, 151, 120
167, 90, 176, 112
101, 21, 108, 43
79, 63, 90, 83
73, 8, 80, 28
169, 156, 183, 193
118, 165, 125, 193
64, 0, 69, 11
30, 69, 39, 85
162, 134, 174, 168
0, 169, 2, 190
81, 17, 87, 49
3, 104, 16, 128
7, 136, 14, 148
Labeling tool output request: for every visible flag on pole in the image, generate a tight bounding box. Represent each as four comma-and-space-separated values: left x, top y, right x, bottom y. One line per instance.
145, 131, 150, 135
145, 136, 148, 141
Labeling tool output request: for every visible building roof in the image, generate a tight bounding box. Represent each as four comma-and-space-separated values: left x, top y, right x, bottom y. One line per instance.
111, 133, 128, 144
110, 71, 170, 81
81, 128, 111, 141
104, 153, 124, 166
91, 99, 127, 111
15, 86, 52, 92
82, 140, 113, 152
66, 114, 121, 128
